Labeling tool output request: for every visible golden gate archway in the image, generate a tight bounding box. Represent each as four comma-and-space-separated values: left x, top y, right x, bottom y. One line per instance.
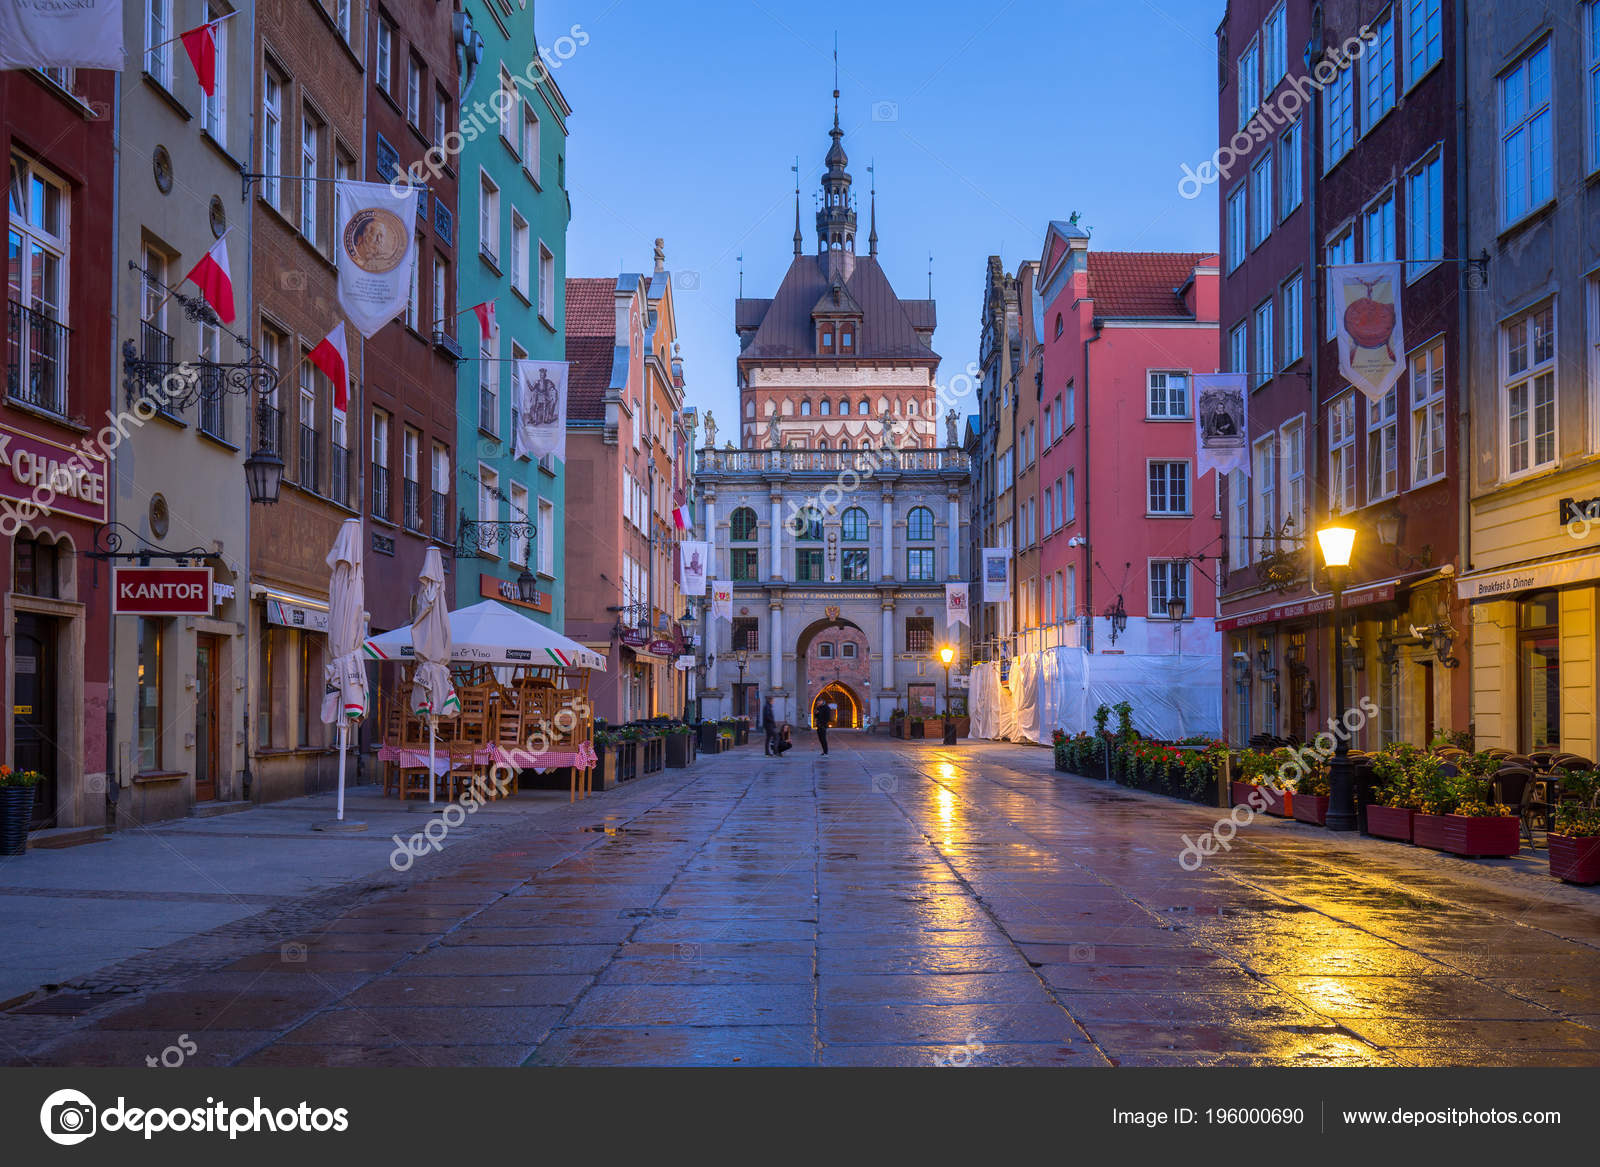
812, 682, 861, 729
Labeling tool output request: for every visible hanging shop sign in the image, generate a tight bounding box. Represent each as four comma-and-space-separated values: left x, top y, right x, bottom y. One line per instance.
478, 575, 553, 614
1215, 583, 1396, 632
0, 424, 109, 524
1456, 553, 1600, 602
113, 566, 214, 616
647, 638, 677, 657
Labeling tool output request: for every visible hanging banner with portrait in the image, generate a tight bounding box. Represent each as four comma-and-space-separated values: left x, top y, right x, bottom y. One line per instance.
512, 359, 569, 462
1194, 373, 1249, 479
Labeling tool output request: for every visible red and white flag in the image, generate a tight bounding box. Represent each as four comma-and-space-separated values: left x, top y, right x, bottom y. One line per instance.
308, 322, 350, 419
179, 19, 219, 96
183, 234, 234, 324
471, 300, 497, 339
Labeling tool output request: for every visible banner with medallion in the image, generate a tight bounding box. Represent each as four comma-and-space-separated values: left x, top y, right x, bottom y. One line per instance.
710, 580, 733, 623
945, 582, 970, 628
1330, 261, 1405, 402
335, 180, 419, 338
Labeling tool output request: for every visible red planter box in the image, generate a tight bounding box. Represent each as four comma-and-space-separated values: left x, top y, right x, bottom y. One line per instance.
1230, 782, 1291, 816
1292, 793, 1329, 826
1230, 781, 1256, 809
1413, 812, 1521, 857
1548, 834, 1600, 885
1366, 804, 1414, 842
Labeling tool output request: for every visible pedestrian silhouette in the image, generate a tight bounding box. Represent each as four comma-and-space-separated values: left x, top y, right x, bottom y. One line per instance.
815, 701, 832, 756
762, 695, 779, 756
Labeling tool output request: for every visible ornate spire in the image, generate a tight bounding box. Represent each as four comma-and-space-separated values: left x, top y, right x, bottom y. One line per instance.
815, 55, 856, 256
792, 157, 802, 257
868, 161, 878, 257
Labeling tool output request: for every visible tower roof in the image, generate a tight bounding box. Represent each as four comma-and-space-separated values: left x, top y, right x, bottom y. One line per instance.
735, 254, 937, 364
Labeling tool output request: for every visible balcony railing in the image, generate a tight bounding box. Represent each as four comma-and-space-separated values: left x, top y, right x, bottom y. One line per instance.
372, 466, 391, 519
330, 442, 351, 507
198, 363, 227, 439
6, 299, 70, 416
298, 423, 321, 494
431, 490, 448, 541
258, 403, 285, 458
402, 478, 423, 531
697, 447, 971, 475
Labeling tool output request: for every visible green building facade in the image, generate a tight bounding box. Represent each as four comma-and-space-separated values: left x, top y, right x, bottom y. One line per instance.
453, 3, 573, 628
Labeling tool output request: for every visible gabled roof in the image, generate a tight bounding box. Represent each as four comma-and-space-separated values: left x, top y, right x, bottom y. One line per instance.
566, 336, 618, 420
566, 277, 618, 337
736, 254, 939, 363
1086, 251, 1215, 318
809, 279, 864, 319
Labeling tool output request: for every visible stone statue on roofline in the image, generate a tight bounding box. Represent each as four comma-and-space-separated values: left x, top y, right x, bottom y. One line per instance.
702, 410, 717, 450
945, 409, 959, 449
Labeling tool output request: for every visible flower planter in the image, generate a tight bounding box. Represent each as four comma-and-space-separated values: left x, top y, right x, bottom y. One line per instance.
665, 734, 693, 768
1230, 780, 1256, 809
592, 745, 620, 791
697, 723, 720, 752
1413, 812, 1521, 858
0, 784, 35, 856
1292, 793, 1330, 826
923, 718, 944, 739
908, 723, 925, 739
1547, 834, 1600, 885
950, 716, 970, 738
734, 723, 750, 746
1366, 804, 1414, 842
615, 740, 639, 782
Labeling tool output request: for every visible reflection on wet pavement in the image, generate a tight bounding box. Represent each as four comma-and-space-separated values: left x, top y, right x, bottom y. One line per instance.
18, 737, 1600, 1067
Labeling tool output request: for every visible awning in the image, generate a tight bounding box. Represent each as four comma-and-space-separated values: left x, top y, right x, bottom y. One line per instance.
1216, 583, 1395, 632
628, 649, 671, 665
252, 585, 330, 632
1456, 552, 1600, 601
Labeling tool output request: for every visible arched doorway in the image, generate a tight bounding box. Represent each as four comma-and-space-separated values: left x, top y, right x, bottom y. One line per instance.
795, 614, 872, 727
812, 682, 861, 729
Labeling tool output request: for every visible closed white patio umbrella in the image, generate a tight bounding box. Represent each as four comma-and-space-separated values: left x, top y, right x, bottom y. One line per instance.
410, 547, 459, 803
320, 518, 369, 825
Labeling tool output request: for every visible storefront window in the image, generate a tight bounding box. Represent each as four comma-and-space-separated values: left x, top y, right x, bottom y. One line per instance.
137, 617, 163, 769
1518, 592, 1559, 751
13, 537, 59, 597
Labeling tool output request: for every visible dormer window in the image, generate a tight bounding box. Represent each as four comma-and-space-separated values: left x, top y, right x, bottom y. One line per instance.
841, 328, 853, 351
820, 328, 834, 352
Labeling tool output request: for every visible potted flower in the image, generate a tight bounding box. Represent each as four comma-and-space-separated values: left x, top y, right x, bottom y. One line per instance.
908, 716, 925, 739
1292, 767, 1331, 826
1412, 760, 1520, 857
664, 724, 695, 768
0, 766, 41, 856
1367, 743, 1425, 841
1548, 771, 1600, 884
1052, 729, 1069, 772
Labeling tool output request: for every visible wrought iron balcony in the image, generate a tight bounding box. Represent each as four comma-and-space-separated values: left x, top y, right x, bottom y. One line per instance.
431, 491, 449, 541
457, 508, 536, 560
403, 478, 423, 531
6, 299, 70, 416
297, 423, 321, 494
330, 442, 351, 507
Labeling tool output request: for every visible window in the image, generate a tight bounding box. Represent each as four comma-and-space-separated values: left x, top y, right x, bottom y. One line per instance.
1063, 470, 1075, 523
731, 547, 760, 581
406, 54, 422, 126
498, 68, 514, 142
800, 399, 812, 417
1363, 10, 1395, 127
8, 155, 70, 415
1064, 567, 1076, 621
820, 399, 831, 416
1253, 435, 1276, 542
717, 616, 755, 655
200, 2, 228, 143
1063, 385, 1075, 430
371, 409, 391, 518
1367, 387, 1399, 500
1055, 314, 1064, 339
136, 617, 164, 769
1504, 302, 1557, 477
905, 617, 934, 654
1149, 560, 1190, 619
1148, 461, 1190, 515
817, 642, 834, 659
1147, 371, 1188, 418
906, 547, 934, 581
1250, 155, 1272, 248
1044, 481, 1056, 532
1501, 42, 1553, 226
405, 234, 420, 329
857, 399, 868, 415
297, 362, 320, 490
336, 0, 351, 40
842, 642, 857, 659
1281, 418, 1307, 537
522, 104, 540, 181
479, 171, 500, 260
1405, 150, 1443, 280
1405, 0, 1443, 85
1410, 339, 1447, 485
432, 256, 448, 334
907, 506, 934, 541
1364, 190, 1396, 262
1589, 3, 1600, 172
430, 444, 449, 540
477, 325, 497, 432
144, 0, 172, 85
434, 88, 451, 147
841, 506, 868, 541
476, 464, 499, 555
537, 498, 555, 575
730, 506, 759, 542
198, 318, 224, 437
1324, 61, 1355, 169
794, 506, 823, 541
375, 15, 393, 93
1263, 3, 1287, 86
838, 397, 850, 415
1226, 184, 1247, 272
261, 68, 282, 208
1252, 300, 1274, 389
300, 112, 320, 244
1282, 273, 1304, 363
508, 483, 530, 565
1280, 120, 1302, 215
1237, 37, 1260, 128
1518, 592, 1560, 751
795, 547, 824, 581
1328, 394, 1357, 512
1325, 229, 1354, 338
1229, 469, 1249, 571
400, 427, 421, 529
538, 243, 555, 323
1229, 322, 1248, 377
510, 211, 529, 294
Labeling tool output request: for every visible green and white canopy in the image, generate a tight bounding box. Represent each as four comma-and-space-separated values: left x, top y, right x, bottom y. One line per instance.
363, 599, 606, 671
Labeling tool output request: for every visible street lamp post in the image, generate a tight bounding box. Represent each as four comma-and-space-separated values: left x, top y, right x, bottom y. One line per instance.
1317, 523, 1358, 832
1166, 595, 1186, 656
735, 648, 748, 718
939, 645, 956, 745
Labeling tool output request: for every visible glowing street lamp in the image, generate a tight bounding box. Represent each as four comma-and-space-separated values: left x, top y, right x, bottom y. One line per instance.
1318, 521, 1358, 832
938, 645, 957, 745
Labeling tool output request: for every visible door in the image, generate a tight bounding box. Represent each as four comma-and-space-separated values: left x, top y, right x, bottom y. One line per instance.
12, 614, 58, 828
195, 635, 220, 802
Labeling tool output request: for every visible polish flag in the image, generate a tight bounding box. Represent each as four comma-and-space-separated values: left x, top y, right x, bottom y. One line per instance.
180, 20, 220, 97
308, 322, 351, 419
471, 300, 496, 339
183, 235, 235, 324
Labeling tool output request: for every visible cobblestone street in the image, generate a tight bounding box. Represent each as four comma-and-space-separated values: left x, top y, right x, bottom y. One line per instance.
6, 736, 1600, 1068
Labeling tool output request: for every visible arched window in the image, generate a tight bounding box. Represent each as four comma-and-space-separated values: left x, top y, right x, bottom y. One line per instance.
838, 397, 849, 414
858, 400, 869, 415
795, 505, 823, 540
1055, 313, 1064, 338
907, 506, 935, 541
730, 506, 759, 542
838, 438, 850, 451
908, 399, 918, 416
841, 506, 869, 541
801, 399, 812, 416
817, 439, 829, 450
745, 401, 754, 417
820, 399, 831, 415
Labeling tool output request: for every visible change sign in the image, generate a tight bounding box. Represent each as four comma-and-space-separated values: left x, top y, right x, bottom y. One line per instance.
113, 566, 214, 615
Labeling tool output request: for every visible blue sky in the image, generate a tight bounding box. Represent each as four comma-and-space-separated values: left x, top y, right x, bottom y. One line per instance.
535, 0, 1222, 428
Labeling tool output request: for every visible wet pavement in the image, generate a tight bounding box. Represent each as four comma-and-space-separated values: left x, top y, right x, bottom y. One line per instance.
8, 735, 1600, 1067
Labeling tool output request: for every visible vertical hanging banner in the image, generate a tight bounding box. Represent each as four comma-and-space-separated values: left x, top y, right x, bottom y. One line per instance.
678, 541, 709, 596
0, 0, 124, 70
1194, 373, 1249, 479
981, 548, 1011, 604
710, 580, 733, 623
946, 582, 970, 628
1331, 261, 1404, 402
335, 180, 419, 338
512, 359, 569, 462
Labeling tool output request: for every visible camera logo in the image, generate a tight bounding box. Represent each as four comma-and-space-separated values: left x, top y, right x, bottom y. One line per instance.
871, 100, 899, 122
41, 1089, 97, 1146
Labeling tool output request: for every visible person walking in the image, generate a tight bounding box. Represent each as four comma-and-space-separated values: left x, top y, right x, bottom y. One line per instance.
814, 700, 832, 756
762, 695, 779, 757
